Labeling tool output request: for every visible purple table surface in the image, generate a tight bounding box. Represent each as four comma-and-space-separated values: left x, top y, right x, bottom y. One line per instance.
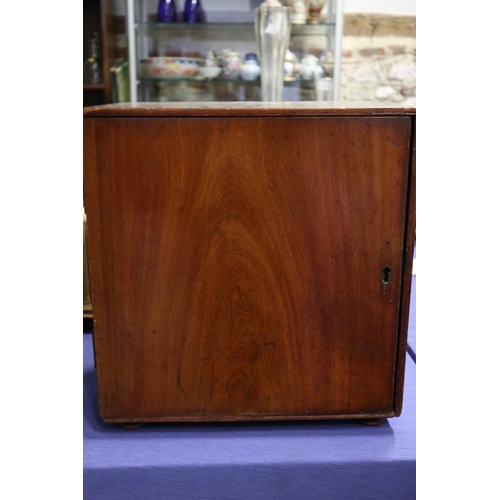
407, 274, 416, 362
84, 337, 416, 500
407, 240, 416, 361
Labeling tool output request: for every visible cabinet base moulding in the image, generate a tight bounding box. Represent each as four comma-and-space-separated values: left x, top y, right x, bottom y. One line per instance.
105, 413, 395, 424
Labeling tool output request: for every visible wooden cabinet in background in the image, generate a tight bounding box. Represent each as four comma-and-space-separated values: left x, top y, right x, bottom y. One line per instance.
83, 0, 110, 107
83, 102, 416, 424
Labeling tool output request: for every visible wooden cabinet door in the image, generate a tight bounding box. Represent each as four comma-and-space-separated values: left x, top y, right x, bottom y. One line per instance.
84, 114, 412, 421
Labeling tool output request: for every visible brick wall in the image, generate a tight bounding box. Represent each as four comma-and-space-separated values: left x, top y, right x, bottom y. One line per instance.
340, 14, 416, 104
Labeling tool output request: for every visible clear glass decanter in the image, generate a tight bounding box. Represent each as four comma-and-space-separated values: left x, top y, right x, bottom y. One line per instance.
255, 1, 292, 102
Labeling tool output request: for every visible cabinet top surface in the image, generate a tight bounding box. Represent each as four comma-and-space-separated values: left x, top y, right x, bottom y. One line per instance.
83, 101, 416, 118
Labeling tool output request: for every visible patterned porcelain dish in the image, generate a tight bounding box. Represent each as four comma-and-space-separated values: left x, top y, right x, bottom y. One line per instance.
140, 57, 203, 79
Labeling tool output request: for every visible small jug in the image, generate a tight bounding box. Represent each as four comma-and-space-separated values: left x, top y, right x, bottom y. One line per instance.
240, 54, 261, 81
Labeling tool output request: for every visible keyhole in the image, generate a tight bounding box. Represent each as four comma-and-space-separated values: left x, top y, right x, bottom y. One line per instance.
382, 266, 392, 285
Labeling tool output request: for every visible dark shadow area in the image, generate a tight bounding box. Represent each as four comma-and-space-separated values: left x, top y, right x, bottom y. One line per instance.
83, 317, 93, 334
407, 344, 416, 363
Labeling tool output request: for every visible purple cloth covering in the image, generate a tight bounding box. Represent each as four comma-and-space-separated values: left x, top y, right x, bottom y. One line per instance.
84, 341, 416, 499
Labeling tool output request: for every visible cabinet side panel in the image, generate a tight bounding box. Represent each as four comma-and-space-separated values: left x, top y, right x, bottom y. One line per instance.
394, 116, 416, 415
91, 116, 411, 420
83, 117, 112, 416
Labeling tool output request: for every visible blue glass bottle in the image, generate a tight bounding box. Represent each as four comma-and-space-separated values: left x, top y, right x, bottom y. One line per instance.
158, 0, 177, 23
183, 0, 206, 23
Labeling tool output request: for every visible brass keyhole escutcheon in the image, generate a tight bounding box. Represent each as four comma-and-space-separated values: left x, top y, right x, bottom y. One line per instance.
382, 266, 392, 285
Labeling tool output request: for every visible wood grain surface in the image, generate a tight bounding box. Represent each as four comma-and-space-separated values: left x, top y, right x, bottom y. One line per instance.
83, 101, 416, 118
84, 112, 413, 421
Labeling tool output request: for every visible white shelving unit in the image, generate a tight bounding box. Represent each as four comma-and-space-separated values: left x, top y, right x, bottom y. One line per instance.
125, 0, 343, 103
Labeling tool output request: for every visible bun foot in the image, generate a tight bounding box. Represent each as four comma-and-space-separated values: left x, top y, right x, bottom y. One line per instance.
358, 418, 385, 426
120, 423, 144, 430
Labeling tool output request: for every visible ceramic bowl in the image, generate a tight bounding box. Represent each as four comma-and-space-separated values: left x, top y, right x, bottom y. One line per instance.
198, 66, 222, 80
140, 57, 202, 79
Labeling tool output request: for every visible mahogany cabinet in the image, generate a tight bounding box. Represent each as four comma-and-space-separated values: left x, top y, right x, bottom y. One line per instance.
83, 102, 416, 424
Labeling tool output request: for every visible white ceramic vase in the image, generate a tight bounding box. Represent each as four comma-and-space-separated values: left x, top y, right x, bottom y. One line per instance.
240, 60, 261, 81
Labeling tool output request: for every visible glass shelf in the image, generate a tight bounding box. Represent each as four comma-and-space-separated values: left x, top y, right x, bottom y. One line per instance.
136, 22, 335, 41
140, 76, 257, 83
139, 76, 316, 86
